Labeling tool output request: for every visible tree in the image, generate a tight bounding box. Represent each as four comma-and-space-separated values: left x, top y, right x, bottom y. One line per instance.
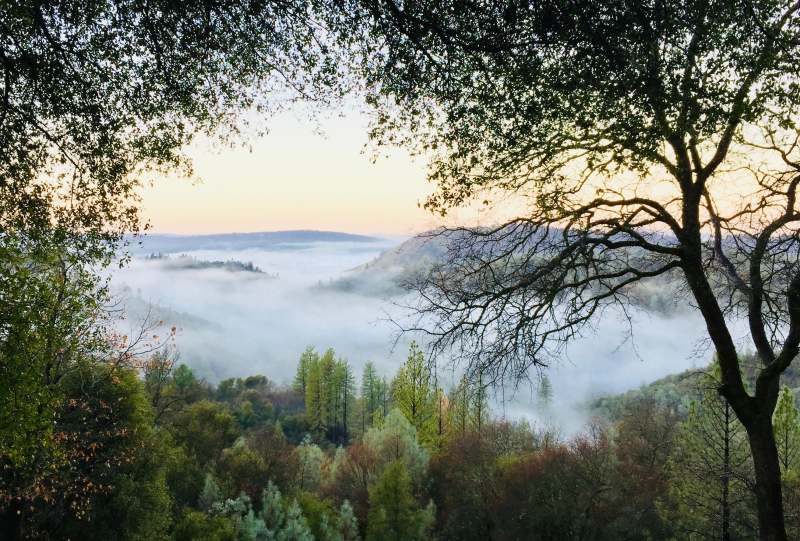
169, 400, 239, 468
666, 370, 757, 539
173, 509, 237, 541
361, 362, 381, 432
338, 500, 361, 541
1, 2, 347, 535
611, 398, 680, 539
391, 342, 435, 445
774, 387, 800, 473
295, 435, 326, 492
363, 409, 429, 489
2, 0, 347, 246
339, 3, 800, 537
217, 441, 271, 502
2, 362, 173, 540
365, 461, 434, 541
294, 347, 319, 397
774, 387, 800, 537
333, 358, 357, 445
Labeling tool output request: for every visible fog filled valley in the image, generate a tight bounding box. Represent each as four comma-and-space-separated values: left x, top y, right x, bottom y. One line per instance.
114, 231, 719, 433
8, 2, 800, 540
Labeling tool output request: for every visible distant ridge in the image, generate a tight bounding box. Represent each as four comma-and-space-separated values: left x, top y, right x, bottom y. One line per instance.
129, 230, 382, 254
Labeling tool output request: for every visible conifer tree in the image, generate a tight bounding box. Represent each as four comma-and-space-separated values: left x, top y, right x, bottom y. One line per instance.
391, 342, 435, 445
365, 461, 434, 541
774, 387, 800, 473
537, 374, 553, 412
296, 435, 325, 492
666, 365, 757, 539
338, 500, 360, 541
361, 362, 381, 432
294, 347, 319, 396
319, 349, 338, 439
199, 473, 223, 513
278, 500, 314, 541
305, 355, 324, 436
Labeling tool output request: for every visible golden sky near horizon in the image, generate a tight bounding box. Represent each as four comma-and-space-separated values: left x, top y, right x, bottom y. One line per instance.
138, 109, 442, 236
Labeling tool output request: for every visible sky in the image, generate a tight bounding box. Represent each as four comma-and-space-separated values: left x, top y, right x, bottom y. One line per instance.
138, 108, 440, 236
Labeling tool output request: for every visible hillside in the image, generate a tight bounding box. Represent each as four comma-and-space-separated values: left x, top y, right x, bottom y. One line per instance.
591, 356, 800, 420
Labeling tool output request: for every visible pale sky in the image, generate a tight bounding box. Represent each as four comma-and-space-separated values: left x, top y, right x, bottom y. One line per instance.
138, 108, 441, 236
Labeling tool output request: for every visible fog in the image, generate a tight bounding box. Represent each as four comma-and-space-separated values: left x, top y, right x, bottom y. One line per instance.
111, 237, 740, 433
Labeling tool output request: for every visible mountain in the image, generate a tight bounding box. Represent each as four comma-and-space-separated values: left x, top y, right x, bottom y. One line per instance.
127, 230, 382, 254
322, 233, 449, 296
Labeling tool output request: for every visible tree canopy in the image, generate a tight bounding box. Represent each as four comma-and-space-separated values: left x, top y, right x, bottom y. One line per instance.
334, 1, 800, 538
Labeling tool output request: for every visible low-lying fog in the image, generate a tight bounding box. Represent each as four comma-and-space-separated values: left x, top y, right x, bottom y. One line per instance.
112, 235, 730, 433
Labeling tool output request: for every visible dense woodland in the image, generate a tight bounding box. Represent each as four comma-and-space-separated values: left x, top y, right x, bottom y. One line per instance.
5, 338, 800, 540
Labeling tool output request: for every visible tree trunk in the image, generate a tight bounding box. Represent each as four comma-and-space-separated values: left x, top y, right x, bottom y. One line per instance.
746, 415, 787, 541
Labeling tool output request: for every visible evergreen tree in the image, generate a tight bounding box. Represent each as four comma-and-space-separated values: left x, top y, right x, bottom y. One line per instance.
199, 473, 224, 512
294, 347, 319, 396
446, 375, 488, 438
361, 362, 381, 433
338, 500, 360, 541
471, 370, 489, 434
774, 387, 800, 473
261, 482, 286, 534
448, 376, 472, 435
319, 349, 338, 439
665, 366, 757, 539
305, 355, 324, 436
296, 435, 325, 491
363, 409, 429, 488
537, 374, 553, 411
391, 342, 435, 445
365, 461, 434, 541
318, 512, 343, 541
278, 500, 314, 541
334, 359, 356, 445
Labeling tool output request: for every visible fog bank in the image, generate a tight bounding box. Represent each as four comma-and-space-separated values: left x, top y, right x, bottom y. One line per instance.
112, 237, 735, 433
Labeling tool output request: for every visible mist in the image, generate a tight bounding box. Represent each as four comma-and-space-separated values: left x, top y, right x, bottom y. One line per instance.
111, 236, 737, 434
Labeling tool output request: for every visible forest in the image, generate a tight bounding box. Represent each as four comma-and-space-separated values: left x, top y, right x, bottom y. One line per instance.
6, 338, 800, 540
4, 1, 800, 539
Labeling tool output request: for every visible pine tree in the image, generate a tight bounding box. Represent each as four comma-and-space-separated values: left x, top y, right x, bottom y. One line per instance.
774, 386, 800, 473
318, 512, 343, 541
537, 374, 553, 411
471, 370, 489, 434
448, 376, 471, 435
365, 461, 434, 541
296, 435, 325, 491
278, 500, 314, 541
305, 354, 324, 436
361, 362, 380, 432
391, 342, 435, 445
363, 408, 430, 488
319, 348, 337, 439
665, 364, 757, 539
338, 500, 360, 541
261, 482, 286, 533
294, 347, 319, 396
198, 473, 223, 512
446, 374, 488, 439
334, 359, 356, 445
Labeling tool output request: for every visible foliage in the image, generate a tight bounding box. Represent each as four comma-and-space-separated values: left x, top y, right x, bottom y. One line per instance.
365, 461, 434, 541
664, 367, 757, 539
